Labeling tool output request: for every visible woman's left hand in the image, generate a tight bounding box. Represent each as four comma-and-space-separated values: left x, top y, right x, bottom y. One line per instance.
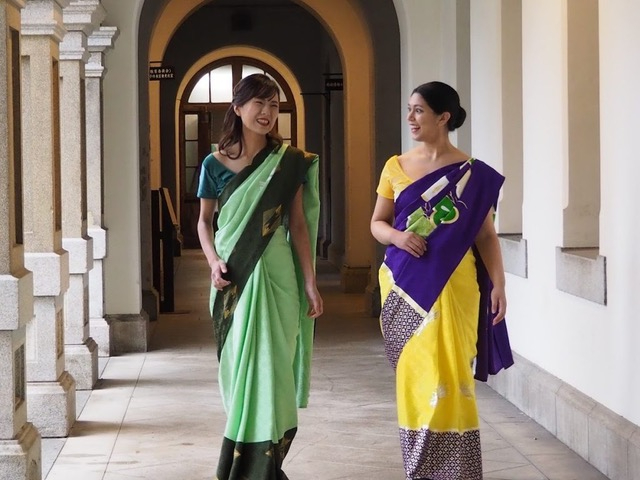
304, 283, 323, 318
490, 285, 507, 324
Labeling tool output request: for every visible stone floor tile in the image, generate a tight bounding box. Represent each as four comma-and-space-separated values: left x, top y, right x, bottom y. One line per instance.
288, 441, 404, 471
283, 459, 406, 480
477, 385, 532, 424
41, 438, 66, 478
529, 453, 611, 480
489, 420, 575, 456
483, 446, 530, 465
106, 460, 213, 480
46, 469, 106, 480
45, 448, 109, 479
76, 390, 92, 417
103, 474, 151, 480
483, 463, 548, 479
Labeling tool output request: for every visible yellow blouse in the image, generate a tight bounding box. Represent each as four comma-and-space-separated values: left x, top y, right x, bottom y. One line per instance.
376, 155, 413, 200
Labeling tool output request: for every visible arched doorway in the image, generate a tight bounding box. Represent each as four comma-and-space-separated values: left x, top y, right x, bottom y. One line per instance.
144, 0, 379, 282
178, 57, 298, 247
135, 0, 400, 317
93, 0, 400, 351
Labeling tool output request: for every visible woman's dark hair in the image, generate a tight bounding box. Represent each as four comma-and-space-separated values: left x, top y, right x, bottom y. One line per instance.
218, 73, 283, 159
412, 81, 467, 131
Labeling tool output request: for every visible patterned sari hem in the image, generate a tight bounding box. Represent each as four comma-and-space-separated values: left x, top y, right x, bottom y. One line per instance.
216, 427, 297, 480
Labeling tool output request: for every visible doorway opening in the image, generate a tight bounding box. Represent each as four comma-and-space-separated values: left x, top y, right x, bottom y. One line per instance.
178, 57, 298, 247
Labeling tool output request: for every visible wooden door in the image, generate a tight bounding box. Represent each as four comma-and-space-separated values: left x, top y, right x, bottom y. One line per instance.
180, 108, 226, 248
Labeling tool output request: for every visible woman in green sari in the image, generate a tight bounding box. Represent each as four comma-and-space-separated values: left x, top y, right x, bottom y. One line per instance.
197, 74, 322, 480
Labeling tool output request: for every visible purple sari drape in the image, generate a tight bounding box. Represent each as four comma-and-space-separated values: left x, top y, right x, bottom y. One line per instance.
381, 159, 514, 380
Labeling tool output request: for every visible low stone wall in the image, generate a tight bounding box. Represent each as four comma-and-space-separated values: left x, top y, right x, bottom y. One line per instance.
488, 352, 640, 480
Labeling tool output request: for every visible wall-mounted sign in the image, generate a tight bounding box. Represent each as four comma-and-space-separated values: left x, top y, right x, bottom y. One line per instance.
149, 66, 175, 81
324, 78, 343, 91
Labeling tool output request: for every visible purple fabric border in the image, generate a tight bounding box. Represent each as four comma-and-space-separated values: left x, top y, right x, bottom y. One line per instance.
474, 245, 515, 381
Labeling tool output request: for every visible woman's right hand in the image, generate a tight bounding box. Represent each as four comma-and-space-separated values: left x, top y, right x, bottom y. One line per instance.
210, 258, 231, 291
392, 230, 427, 258
304, 282, 324, 318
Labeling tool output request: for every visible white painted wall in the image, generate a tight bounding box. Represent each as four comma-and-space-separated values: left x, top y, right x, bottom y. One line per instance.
392, 0, 444, 151
469, 2, 503, 172
516, 0, 630, 423
515, 0, 610, 407
598, 0, 640, 424
101, 0, 144, 314
393, 0, 473, 152
396, 0, 640, 425
469, 1, 524, 234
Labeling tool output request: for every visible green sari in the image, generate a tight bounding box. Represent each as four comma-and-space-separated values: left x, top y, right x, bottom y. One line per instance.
208, 143, 319, 480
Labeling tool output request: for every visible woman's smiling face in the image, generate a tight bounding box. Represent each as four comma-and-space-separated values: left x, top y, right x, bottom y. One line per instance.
235, 94, 280, 136
406, 92, 448, 142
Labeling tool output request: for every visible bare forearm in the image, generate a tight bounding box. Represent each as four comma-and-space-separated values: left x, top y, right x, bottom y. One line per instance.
197, 220, 219, 266
475, 234, 505, 288
291, 222, 316, 285
370, 220, 399, 246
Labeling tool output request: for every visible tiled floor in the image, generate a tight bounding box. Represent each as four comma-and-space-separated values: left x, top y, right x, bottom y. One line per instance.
43, 251, 609, 480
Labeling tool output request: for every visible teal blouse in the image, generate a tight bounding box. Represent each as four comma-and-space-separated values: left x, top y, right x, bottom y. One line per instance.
197, 153, 236, 199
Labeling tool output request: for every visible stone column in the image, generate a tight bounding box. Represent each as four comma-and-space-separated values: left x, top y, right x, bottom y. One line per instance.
85, 25, 116, 357
58, 0, 104, 390
101, 3, 149, 355
21, 0, 76, 438
0, 2, 42, 477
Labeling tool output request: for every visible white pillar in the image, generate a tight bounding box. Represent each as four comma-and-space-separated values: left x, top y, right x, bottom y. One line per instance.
85, 25, 116, 357
561, 0, 600, 248
441, 0, 471, 153
101, 0, 150, 354
21, 0, 76, 438
58, 0, 104, 390
0, 1, 42, 477
469, 0, 523, 234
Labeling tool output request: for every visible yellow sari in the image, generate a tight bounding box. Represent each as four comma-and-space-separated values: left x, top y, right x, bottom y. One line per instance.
377, 156, 506, 479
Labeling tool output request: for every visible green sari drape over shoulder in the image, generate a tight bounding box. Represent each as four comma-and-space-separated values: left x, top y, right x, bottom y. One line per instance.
209, 143, 319, 480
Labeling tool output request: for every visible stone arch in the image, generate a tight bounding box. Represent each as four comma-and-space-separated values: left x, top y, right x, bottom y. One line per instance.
145, 0, 377, 282
174, 46, 307, 164
173, 48, 307, 247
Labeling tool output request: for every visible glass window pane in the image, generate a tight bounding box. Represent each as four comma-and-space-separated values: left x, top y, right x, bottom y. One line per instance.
210, 109, 226, 143
266, 72, 287, 102
211, 65, 233, 103
242, 64, 263, 79
188, 73, 210, 103
186, 167, 198, 194
185, 141, 199, 167
278, 113, 291, 139
184, 114, 198, 140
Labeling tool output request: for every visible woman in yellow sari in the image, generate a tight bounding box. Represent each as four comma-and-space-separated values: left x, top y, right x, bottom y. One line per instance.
371, 81, 513, 480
